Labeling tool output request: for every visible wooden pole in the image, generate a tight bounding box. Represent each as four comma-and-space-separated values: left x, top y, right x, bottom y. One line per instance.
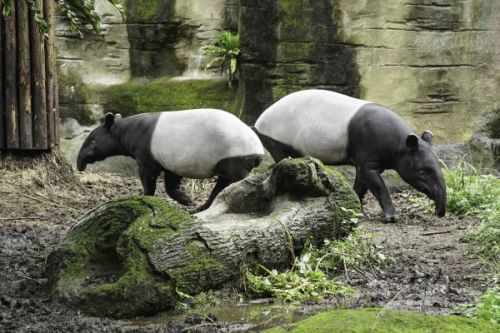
30, 0, 48, 150
44, 0, 58, 147
0, 10, 5, 150
5, 3, 19, 149
17, 0, 33, 149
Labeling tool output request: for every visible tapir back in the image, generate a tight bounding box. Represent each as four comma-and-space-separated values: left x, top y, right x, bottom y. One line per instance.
151, 109, 263, 178
255, 90, 369, 164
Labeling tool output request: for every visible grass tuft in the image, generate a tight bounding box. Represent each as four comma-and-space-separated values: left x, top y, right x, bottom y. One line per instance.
245, 220, 392, 303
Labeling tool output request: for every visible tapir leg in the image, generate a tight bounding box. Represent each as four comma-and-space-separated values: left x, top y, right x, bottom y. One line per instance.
357, 165, 398, 222
353, 169, 368, 212
164, 171, 194, 206
137, 162, 161, 196
195, 155, 262, 212
195, 177, 231, 212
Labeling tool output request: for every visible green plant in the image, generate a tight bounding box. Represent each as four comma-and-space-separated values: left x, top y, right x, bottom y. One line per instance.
245, 259, 354, 303
0, 0, 124, 37
245, 223, 392, 302
175, 288, 221, 311
441, 159, 499, 273
202, 30, 240, 86
312, 229, 394, 277
457, 286, 500, 324
443, 160, 499, 217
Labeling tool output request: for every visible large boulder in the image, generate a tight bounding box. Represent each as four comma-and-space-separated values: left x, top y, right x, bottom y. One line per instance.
46, 157, 359, 318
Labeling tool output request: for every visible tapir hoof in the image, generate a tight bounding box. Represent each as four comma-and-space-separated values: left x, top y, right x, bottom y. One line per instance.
383, 213, 399, 223
193, 203, 210, 213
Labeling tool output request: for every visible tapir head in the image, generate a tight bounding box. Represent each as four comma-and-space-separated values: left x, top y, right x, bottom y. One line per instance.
396, 131, 447, 217
76, 113, 123, 171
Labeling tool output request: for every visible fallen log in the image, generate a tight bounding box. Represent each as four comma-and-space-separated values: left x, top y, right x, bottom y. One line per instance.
46, 157, 359, 318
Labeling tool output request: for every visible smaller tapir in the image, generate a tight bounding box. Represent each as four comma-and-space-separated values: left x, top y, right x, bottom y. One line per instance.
77, 109, 264, 211
254, 89, 446, 221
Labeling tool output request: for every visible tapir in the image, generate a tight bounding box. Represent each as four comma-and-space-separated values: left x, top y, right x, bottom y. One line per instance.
254, 89, 446, 221
77, 109, 264, 211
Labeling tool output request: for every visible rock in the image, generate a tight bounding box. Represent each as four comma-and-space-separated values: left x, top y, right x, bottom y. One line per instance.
46, 157, 359, 318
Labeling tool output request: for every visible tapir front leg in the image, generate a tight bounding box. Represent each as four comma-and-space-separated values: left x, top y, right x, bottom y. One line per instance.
357, 165, 398, 222
353, 168, 368, 214
137, 161, 161, 196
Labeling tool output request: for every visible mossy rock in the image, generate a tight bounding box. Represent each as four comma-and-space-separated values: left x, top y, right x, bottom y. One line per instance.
264, 308, 500, 333
46, 196, 194, 318
103, 78, 239, 117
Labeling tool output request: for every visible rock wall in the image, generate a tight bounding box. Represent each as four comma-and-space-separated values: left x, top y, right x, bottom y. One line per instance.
334, 0, 500, 143
57, 0, 237, 124
238, 0, 360, 123
239, 0, 500, 143
56, 0, 500, 146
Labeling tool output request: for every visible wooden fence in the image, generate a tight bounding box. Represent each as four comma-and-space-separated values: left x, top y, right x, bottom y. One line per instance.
0, 0, 59, 151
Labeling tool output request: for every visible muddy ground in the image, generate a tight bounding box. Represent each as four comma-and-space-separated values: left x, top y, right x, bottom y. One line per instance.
0, 158, 493, 332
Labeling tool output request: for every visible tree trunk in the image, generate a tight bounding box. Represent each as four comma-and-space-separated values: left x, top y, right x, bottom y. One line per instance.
46, 157, 359, 318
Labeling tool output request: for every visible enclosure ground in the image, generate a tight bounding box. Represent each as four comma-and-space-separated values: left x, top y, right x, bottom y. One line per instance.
0, 167, 493, 332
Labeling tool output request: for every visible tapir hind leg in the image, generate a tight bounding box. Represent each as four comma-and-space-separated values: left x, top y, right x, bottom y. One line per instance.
164, 171, 194, 206
195, 155, 262, 212
357, 165, 398, 222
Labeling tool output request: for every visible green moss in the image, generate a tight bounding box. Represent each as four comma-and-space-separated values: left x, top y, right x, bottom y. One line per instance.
263, 308, 500, 333
104, 78, 238, 116
170, 240, 229, 295
47, 196, 194, 318
58, 71, 104, 124
277, 0, 306, 40
125, 0, 166, 22
277, 42, 312, 62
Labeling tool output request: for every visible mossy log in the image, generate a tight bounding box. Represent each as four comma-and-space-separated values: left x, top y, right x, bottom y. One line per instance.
46, 157, 359, 318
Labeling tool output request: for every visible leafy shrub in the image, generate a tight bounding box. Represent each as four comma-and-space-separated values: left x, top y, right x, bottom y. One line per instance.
442, 160, 499, 273
312, 230, 394, 276
443, 161, 499, 217
202, 30, 240, 85
245, 221, 392, 302
458, 286, 500, 324
246, 257, 354, 302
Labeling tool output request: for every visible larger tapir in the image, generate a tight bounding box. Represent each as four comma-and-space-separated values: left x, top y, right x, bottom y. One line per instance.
254, 89, 446, 221
77, 109, 264, 211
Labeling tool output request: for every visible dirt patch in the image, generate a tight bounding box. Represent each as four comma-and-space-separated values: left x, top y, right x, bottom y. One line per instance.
0, 165, 491, 332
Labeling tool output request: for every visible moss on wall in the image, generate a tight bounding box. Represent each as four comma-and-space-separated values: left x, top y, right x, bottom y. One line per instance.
103, 78, 240, 116
264, 308, 500, 333
124, 0, 173, 22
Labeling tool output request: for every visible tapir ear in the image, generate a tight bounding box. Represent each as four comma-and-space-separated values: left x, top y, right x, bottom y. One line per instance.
421, 130, 433, 145
405, 134, 419, 152
104, 113, 115, 129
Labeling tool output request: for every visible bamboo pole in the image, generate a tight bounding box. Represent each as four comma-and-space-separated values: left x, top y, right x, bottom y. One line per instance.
44, 0, 58, 147
5, 2, 19, 149
30, 0, 48, 149
0, 10, 5, 150
17, 0, 33, 149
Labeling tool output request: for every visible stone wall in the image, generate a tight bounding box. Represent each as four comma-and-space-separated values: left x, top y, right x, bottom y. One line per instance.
56, 0, 237, 124
239, 0, 500, 143
57, 0, 500, 146
335, 0, 500, 143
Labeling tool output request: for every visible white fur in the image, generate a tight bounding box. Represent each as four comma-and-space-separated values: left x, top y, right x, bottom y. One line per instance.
150, 109, 264, 178
255, 90, 369, 163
